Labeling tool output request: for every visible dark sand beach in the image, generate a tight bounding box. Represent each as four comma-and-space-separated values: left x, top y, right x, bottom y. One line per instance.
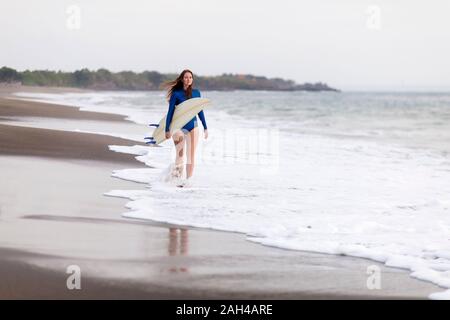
0, 85, 443, 299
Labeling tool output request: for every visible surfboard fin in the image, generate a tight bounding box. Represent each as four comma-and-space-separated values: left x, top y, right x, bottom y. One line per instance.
145, 140, 157, 145
149, 123, 159, 128
144, 136, 154, 140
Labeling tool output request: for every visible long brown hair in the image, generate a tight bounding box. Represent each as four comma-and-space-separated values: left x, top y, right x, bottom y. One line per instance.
162, 69, 194, 101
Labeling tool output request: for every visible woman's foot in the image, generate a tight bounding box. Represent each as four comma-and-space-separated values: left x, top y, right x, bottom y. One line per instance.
171, 163, 184, 179
176, 178, 192, 188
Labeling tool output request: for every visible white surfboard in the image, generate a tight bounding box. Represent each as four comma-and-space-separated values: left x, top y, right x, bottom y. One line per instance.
145, 97, 211, 145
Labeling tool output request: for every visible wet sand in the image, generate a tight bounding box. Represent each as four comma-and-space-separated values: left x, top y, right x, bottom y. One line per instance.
0, 85, 444, 299
0, 94, 125, 121
0, 123, 146, 164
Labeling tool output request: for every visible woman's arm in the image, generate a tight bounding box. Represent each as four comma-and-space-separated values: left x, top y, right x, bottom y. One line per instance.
165, 92, 177, 133
196, 89, 208, 130
198, 110, 207, 130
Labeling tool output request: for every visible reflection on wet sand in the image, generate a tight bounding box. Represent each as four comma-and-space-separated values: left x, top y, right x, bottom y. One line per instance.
168, 228, 189, 273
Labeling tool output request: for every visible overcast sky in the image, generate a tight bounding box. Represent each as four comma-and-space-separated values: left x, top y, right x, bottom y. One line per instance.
1, 0, 449, 91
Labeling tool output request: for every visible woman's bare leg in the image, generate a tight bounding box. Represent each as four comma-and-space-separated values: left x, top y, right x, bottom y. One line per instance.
185, 127, 199, 179
172, 130, 186, 177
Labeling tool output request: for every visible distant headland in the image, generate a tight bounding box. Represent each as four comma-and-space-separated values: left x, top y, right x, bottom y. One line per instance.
0, 66, 339, 92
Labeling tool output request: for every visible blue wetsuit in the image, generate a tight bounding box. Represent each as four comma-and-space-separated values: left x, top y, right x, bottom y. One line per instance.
165, 88, 207, 133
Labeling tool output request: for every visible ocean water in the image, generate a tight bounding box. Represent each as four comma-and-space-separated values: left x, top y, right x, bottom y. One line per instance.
15, 90, 450, 298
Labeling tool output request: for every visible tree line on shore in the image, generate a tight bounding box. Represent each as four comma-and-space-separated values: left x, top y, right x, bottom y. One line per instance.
0, 66, 338, 92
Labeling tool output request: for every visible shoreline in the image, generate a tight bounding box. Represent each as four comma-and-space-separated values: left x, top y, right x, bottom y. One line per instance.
0, 85, 443, 299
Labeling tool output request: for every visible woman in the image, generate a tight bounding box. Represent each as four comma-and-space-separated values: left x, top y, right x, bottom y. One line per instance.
163, 69, 208, 180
